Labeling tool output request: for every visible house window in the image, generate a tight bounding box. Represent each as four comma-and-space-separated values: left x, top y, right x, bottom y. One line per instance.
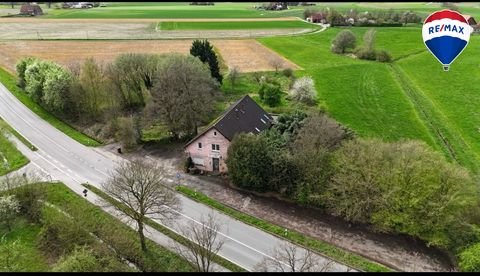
198, 142, 202, 149
212, 144, 220, 151
214, 131, 217, 136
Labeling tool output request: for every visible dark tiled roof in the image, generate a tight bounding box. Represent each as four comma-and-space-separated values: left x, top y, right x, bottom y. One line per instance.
185, 95, 273, 147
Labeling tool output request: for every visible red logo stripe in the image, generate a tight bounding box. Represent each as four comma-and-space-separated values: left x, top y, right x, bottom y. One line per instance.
424, 9, 468, 24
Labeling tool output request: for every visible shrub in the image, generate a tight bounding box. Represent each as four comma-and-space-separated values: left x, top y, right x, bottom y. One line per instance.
354, 48, 377, 61
0, 195, 20, 232
52, 245, 130, 272
115, 116, 140, 151
259, 82, 282, 107
375, 50, 392, 62
459, 243, 480, 272
15, 57, 38, 88
282, 68, 294, 78
13, 184, 46, 224
288, 76, 317, 105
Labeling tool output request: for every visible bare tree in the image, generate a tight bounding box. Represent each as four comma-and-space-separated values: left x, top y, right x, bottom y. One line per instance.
268, 56, 284, 74
255, 242, 334, 272
175, 212, 225, 272
102, 159, 180, 251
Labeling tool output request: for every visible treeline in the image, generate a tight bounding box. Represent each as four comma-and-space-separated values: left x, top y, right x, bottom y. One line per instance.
15, 40, 223, 150
226, 110, 480, 271
305, 7, 422, 27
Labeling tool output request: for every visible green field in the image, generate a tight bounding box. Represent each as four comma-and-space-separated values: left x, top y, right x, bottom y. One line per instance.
159, 20, 317, 30
259, 26, 480, 172
0, 122, 29, 176
45, 2, 305, 19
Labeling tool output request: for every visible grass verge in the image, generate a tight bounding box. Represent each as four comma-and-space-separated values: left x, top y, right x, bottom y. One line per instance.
0, 128, 29, 176
175, 185, 393, 272
0, 118, 37, 151
83, 183, 247, 272
0, 67, 101, 147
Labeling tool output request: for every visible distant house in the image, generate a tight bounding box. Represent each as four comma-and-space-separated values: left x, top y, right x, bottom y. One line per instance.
20, 4, 43, 16
184, 95, 273, 174
307, 12, 328, 23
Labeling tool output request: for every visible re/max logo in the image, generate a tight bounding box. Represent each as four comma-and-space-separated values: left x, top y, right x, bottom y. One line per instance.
428, 24, 465, 34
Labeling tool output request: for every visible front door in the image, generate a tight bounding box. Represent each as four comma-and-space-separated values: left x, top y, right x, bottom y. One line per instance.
212, 158, 220, 173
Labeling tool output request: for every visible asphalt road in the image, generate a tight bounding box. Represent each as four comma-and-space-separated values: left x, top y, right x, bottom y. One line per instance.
0, 81, 355, 272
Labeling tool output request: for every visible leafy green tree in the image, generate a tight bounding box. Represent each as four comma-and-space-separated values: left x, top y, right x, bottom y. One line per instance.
272, 110, 308, 142
226, 133, 274, 192
42, 65, 73, 114
24, 60, 50, 103
190, 39, 223, 84
15, 57, 37, 88
150, 54, 219, 139
331, 30, 356, 54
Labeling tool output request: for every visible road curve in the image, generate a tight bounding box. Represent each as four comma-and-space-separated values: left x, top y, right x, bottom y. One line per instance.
0, 80, 355, 272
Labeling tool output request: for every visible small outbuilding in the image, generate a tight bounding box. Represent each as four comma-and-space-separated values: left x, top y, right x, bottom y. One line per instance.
20, 4, 43, 16
464, 15, 477, 26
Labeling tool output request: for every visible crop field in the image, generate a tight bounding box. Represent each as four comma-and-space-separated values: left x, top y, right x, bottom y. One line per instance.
44, 2, 306, 19
0, 40, 299, 74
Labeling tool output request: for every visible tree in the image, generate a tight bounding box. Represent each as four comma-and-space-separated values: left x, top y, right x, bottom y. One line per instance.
0, 195, 20, 232
115, 116, 140, 151
190, 39, 223, 84
227, 66, 239, 91
268, 56, 284, 74
288, 76, 317, 105
331, 30, 356, 54
107, 53, 162, 111
42, 64, 73, 114
327, 9, 345, 26
326, 138, 478, 249
150, 54, 219, 139
24, 60, 50, 103
15, 57, 37, 88
175, 213, 225, 272
102, 159, 180, 251
272, 110, 308, 142
226, 133, 274, 192
255, 242, 333, 272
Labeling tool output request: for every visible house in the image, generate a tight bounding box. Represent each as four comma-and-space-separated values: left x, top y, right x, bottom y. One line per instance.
308, 12, 328, 23
20, 4, 43, 16
464, 15, 477, 26
184, 95, 273, 174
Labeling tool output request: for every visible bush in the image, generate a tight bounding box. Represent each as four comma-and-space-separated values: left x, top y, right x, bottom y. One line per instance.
282, 68, 294, 78
459, 243, 480, 272
115, 116, 140, 151
13, 184, 46, 224
259, 82, 282, 107
375, 50, 392, 62
354, 48, 377, 61
15, 57, 37, 88
53, 245, 130, 272
288, 76, 317, 105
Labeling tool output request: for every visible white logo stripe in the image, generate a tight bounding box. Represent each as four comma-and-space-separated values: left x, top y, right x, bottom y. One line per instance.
422, 18, 472, 42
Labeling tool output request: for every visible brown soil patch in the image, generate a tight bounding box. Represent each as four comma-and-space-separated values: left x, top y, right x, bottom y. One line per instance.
0, 40, 300, 73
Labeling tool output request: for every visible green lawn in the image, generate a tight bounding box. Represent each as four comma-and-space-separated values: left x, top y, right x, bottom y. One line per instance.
259, 28, 438, 147
159, 20, 318, 30
0, 68, 101, 147
45, 2, 305, 19
0, 123, 29, 176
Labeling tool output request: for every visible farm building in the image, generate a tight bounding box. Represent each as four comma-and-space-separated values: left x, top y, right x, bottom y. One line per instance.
20, 4, 43, 16
307, 12, 328, 23
184, 95, 273, 174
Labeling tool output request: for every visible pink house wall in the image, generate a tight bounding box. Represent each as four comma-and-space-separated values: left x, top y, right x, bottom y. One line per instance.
185, 127, 230, 173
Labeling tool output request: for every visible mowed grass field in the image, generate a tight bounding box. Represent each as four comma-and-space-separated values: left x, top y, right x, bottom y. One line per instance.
45, 2, 305, 19
159, 20, 317, 30
260, 26, 480, 172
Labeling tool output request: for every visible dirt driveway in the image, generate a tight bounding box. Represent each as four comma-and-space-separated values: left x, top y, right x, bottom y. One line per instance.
0, 40, 300, 73
102, 142, 454, 272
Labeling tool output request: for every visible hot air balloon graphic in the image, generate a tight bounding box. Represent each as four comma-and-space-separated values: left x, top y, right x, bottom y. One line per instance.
422, 10, 472, 71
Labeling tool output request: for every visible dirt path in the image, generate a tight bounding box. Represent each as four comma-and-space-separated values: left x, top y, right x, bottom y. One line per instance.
101, 142, 455, 272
